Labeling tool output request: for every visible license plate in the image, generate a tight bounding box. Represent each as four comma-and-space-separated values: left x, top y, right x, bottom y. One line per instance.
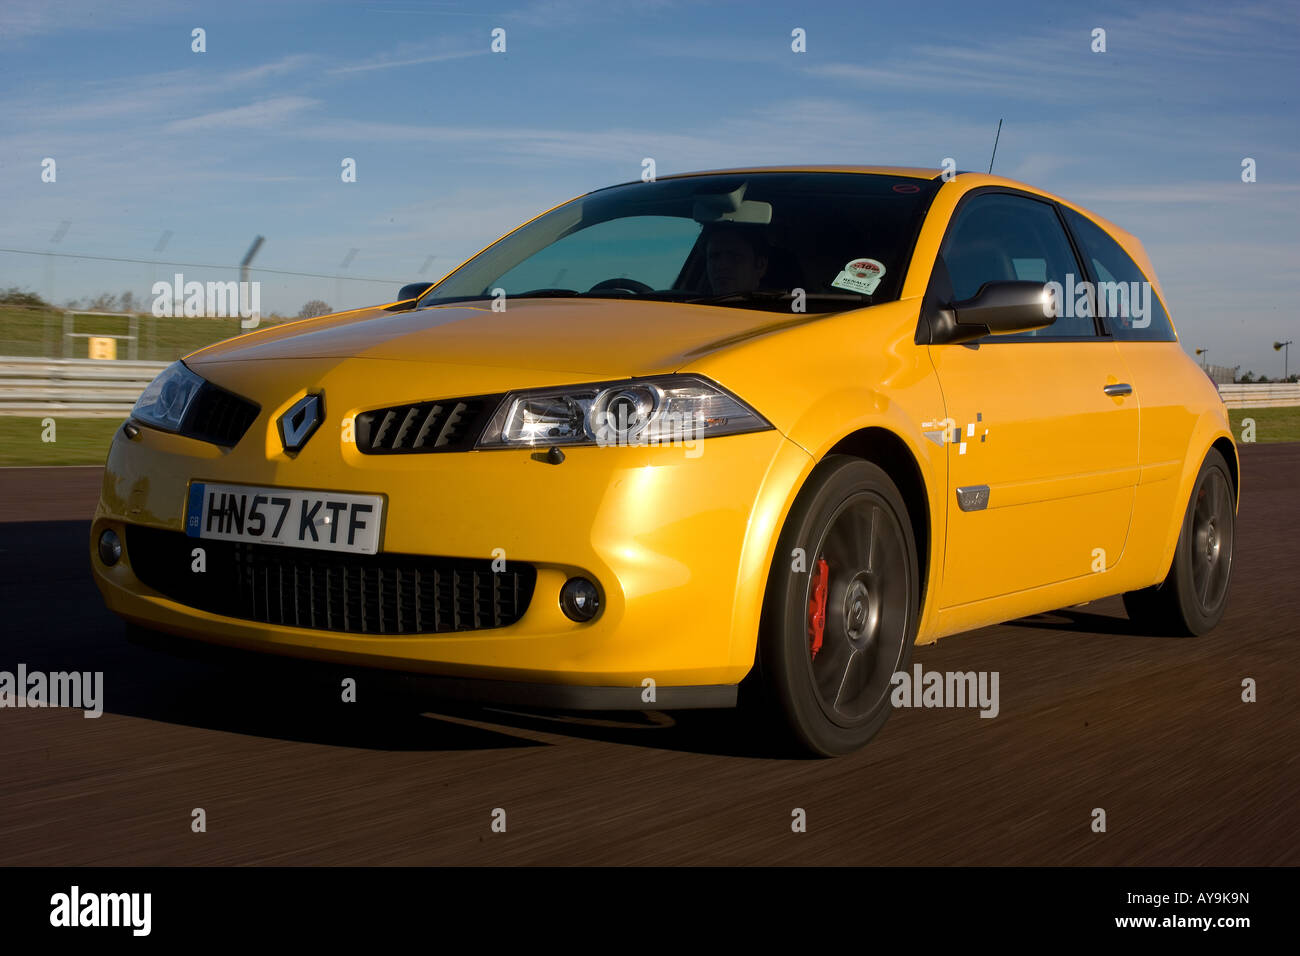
186, 482, 384, 555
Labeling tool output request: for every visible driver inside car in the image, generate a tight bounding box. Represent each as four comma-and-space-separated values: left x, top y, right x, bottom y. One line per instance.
704, 223, 770, 295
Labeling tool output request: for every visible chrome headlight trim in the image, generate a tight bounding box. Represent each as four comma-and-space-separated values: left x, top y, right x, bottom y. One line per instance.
474, 374, 772, 450
130, 361, 207, 433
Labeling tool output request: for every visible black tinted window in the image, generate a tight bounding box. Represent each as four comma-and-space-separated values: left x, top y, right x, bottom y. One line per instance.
939, 193, 1094, 338
1061, 207, 1176, 341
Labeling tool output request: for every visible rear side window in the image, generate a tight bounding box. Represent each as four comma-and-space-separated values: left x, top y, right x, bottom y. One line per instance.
938, 193, 1095, 339
1061, 207, 1176, 341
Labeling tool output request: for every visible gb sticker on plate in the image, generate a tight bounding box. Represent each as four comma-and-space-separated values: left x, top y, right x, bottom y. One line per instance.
831, 257, 886, 295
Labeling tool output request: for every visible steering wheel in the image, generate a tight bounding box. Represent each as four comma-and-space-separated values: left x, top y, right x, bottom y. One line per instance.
587, 277, 655, 295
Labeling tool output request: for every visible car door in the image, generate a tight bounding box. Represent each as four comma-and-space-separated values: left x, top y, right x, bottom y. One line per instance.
923, 191, 1140, 608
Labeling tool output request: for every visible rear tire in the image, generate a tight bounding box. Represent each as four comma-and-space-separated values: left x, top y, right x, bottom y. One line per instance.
750, 456, 919, 756
1122, 448, 1235, 636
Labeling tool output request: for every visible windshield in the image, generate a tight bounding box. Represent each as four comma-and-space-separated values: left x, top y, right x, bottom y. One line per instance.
416, 172, 940, 313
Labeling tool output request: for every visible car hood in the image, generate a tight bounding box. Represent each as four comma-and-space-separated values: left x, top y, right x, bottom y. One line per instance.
185, 298, 828, 379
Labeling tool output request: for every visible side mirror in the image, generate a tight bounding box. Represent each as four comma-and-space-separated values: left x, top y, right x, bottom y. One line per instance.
930, 281, 1055, 345
396, 283, 432, 304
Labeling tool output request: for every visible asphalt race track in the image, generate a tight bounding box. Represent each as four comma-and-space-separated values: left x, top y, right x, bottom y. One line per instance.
2, 445, 1296, 866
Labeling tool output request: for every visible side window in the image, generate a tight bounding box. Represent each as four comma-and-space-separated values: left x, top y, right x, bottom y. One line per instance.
938, 193, 1095, 339
1060, 207, 1176, 341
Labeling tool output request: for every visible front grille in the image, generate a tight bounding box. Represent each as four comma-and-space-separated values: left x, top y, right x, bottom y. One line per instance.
181, 383, 260, 447
355, 395, 501, 454
126, 526, 535, 635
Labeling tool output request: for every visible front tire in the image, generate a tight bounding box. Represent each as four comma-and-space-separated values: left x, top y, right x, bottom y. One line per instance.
1123, 447, 1235, 636
752, 456, 919, 756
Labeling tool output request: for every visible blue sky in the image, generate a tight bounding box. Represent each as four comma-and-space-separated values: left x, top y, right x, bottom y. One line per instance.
1, 0, 1297, 374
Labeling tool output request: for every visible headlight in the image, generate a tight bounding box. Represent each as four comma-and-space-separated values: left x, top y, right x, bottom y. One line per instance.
131, 361, 206, 432
476, 374, 771, 449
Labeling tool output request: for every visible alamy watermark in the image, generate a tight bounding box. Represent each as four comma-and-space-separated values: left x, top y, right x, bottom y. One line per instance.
50, 886, 150, 936
0, 664, 103, 718
891, 664, 999, 718
151, 272, 261, 323
591, 405, 705, 458
1043, 273, 1151, 327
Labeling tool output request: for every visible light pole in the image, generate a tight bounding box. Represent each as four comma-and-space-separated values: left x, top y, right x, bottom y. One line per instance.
1274, 340, 1292, 380
1195, 348, 1209, 370
337, 248, 358, 313
240, 235, 265, 330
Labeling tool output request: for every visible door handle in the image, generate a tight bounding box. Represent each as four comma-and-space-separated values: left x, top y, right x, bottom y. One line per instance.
1103, 383, 1133, 397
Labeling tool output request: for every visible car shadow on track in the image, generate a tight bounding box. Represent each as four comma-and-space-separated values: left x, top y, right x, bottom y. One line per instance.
7, 518, 899, 760
1003, 601, 1191, 638
465, 705, 792, 760
119, 622, 785, 758
117, 629, 563, 752
4, 520, 546, 752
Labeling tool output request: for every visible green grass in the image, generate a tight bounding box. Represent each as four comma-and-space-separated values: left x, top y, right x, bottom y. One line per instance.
0, 417, 121, 465
1228, 407, 1300, 444
0, 306, 273, 362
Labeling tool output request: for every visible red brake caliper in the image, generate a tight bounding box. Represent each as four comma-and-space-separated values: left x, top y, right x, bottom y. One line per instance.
808, 557, 829, 660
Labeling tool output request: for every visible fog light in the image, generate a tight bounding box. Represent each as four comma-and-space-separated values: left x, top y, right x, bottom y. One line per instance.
98, 529, 122, 566
560, 577, 601, 622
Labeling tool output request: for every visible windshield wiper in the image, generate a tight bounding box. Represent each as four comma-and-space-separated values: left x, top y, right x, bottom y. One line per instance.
418, 289, 874, 309
416, 289, 647, 308
506, 288, 583, 298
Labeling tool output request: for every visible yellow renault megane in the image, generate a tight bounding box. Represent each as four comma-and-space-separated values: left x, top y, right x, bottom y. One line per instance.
90, 166, 1237, 755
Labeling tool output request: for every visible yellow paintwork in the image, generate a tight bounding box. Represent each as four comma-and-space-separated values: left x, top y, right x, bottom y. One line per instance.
90, 167, 1236, 690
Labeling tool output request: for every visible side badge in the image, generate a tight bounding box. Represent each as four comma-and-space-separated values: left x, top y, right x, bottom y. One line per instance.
955, 485, 990, 512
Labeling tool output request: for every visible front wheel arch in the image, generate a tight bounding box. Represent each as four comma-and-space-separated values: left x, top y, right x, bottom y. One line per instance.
735, 425, 933, 680
821, 427, 932, 607
745, 455, 921, 755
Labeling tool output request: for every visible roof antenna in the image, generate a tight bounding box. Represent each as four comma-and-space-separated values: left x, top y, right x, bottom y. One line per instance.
988, 118, 1003, 174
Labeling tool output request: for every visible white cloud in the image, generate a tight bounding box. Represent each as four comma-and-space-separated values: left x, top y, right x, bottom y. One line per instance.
0, 54, 318, 125
166, 96, 320, 132
0, 0, 182, 42
328, 49, 484, 74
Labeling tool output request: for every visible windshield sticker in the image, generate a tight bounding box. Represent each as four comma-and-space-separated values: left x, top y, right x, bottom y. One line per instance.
831, 258, 886, 295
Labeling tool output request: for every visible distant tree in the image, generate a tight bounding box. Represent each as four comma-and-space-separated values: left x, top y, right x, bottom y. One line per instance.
298, 300, 332, 319
0, 287, 50, 308
120, 290, 136, 313
1238, 371, 1256, 384
86, 292, 120, 312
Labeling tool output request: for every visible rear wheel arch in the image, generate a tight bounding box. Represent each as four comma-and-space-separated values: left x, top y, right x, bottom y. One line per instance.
1124, 444, 1235, 636
1152, 434, 1239, 583
1212, 436, 1239, 507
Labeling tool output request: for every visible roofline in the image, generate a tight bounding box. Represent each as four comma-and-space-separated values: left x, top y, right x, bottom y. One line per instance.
591, 164, 948, 193
587, 164, 1076, 197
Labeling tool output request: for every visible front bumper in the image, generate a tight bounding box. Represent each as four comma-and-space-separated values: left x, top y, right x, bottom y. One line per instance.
91, 408, 812, 696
